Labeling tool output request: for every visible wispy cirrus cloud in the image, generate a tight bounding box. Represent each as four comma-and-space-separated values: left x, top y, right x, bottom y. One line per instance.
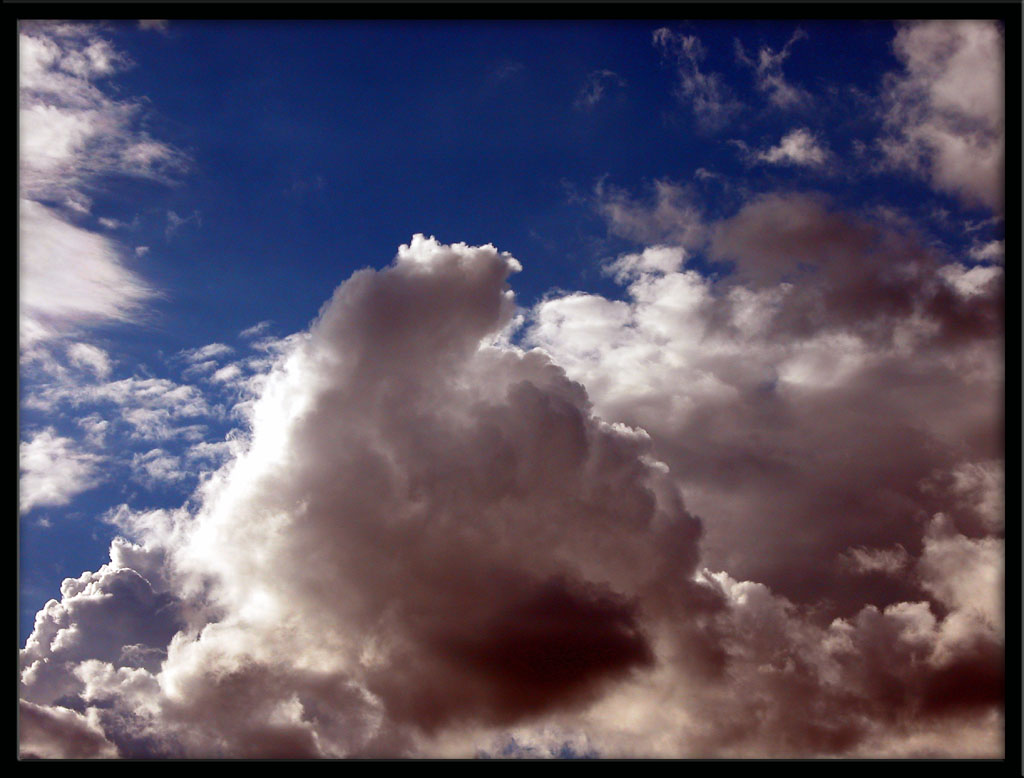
653, 28, 742, 130
574, 70, 626, 110
19, 21, 185, 349
734, 28, 811, 109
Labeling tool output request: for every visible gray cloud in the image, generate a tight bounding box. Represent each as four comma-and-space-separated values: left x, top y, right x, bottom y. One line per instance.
19, 230, 1003, 757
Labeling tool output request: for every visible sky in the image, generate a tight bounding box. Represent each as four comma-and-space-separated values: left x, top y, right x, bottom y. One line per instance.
18, 14, 1010, 759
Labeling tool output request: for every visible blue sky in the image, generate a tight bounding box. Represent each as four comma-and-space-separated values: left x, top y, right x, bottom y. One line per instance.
18, 16, 1008, 758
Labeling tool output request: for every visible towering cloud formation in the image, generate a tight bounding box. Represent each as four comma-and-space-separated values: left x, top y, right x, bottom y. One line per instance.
20, 229, 1003, 757
20, 237, 714, 757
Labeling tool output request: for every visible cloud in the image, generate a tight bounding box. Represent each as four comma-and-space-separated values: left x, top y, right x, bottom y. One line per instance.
131, 449, 187, 488
574, 70, 626, 110
968, 239, 1004, 264
653, 28, 742, 131
19, 700, 118, 759
20, 428, 105, 513
594, 178, 706, 248
734, 28, 811, 109
742, 127, 830, 167
67, 342, 113, 379
19, 22, 186, 205
839, 544, 911, 577
178, 343, 234, 364
20, 199, 157, 346
239, 320, 273, 339
165, 209, 201, 239
528, 191, 1003, 620
19, 233, 1003, 757
19, 21, 182, 349
26, 375, 220, 444
19, 236, 711, 756
879, 20, 1004, 212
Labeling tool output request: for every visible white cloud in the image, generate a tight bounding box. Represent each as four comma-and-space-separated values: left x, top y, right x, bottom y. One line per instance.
605, 246, 687, 283
734, 28, 811, 109
839, 544, 911, 576
20, 428, 104, 513
240, 320, 273, 339
178, 343, 234, 364
20, 199, 156, 346
968, 239, 1004, 264
131, 449, 186, 487
750, 128, 829, 166
210, 364, 243, 384
527, 192, 1003, 621
19, 701, 118, 759
19, 22, 186, 205
165, 209, 201, 239
19, 22, 183, 349
880, 20, 1004, 211
653, 28, 742, 130
67, 342, 112, 379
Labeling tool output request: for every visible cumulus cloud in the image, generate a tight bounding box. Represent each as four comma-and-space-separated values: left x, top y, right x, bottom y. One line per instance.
18, 232, 1003, 757
20, 428, 105, 513
528, 192, 1003, 623
653, 28, 742, 130
879, 20, 1004, 212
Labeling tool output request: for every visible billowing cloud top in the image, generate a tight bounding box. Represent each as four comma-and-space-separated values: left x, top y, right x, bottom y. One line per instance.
21, 226, 1004, 757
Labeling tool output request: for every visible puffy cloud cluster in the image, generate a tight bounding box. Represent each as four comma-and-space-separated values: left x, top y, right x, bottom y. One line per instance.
20, 226, 1003, 757
880, 20, 1005, 212
529, 193, 1003, 615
